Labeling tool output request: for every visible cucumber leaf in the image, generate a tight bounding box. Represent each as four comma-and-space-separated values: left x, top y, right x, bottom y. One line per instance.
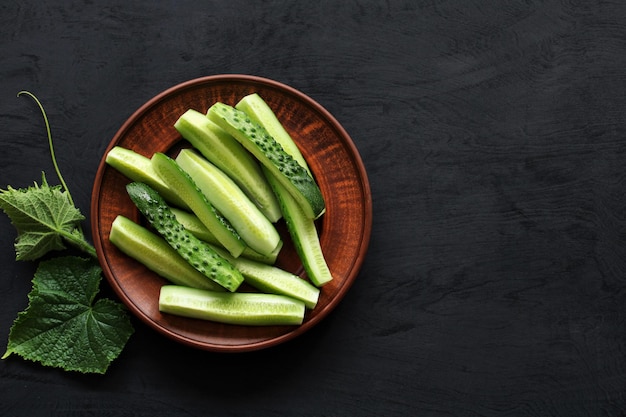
2, 256, 134, 374
0, 173, 92, 261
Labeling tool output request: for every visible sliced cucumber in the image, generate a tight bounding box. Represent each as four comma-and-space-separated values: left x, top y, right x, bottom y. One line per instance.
235, 94, 332, 287
236, 93, 311, 175
207, 102, 325, 220
159, 285, 306, 326
170, 207, 282, 265
213, 246, 319, 309
109, 215, 225, 292
105, 146, 188, 209
125, 182, 244, 292
174, 109, 282, 222
266, 169, 333, 287
150, 152, 245, 258
175, 148, 281, 257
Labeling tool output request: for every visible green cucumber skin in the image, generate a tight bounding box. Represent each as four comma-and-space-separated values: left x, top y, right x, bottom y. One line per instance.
105, 146, 189, 209
207, 102, 325, 220
238, 96, 332, 287
151, 152, 246, 258
125, 182, 244, 292
237, 261, 319, 309
170, 207, 281, 265
175, 148, 281, 257
236, 93, 311, 175
109, 215, 225, 292
214, 246, 320, 309
159, 285, 305, 326
266, 168, 333, 287
174, 109, 282, 223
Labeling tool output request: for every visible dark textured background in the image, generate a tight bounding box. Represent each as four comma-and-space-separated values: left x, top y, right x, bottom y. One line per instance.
2, 1, 626, 416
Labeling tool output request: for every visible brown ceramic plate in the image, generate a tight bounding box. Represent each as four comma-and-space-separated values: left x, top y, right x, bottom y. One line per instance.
91, 74, 372, 352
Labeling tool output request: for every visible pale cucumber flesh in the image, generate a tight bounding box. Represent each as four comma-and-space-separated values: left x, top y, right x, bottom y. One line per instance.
151, 152, 246, 258
207, 102, 325, 220
174, 109, 282, 222
236, 93, 311, 175
175, 148, 281, 257
235, 95, 332, 286
159, 285, 306, 326
105, 146, 189, 209
170, 207, 281, 265
266, 167, 333, 287
125, 181, 244, 292
109, 215, 225, 292
211, 245, 320, 309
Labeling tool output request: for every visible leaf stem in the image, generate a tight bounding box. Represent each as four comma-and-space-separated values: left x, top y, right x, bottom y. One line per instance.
60, 229, 97, 259
17, 91, 75, 207
17, 91, 96, 259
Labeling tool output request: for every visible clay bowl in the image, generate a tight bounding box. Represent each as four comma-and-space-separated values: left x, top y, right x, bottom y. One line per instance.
91, 74, 372, 352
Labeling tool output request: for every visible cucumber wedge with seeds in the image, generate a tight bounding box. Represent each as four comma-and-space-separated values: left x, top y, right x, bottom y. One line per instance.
175, 148, 281, 257
159, 285, 306, 326
236, 93, 311, 175
207, 102, 325, 220
235, 93, 332, 286
109, 215, 225, 292
125, 182, 244, 292
170, 207, 282, 265
174, 109, 282, 222
266, 169, 333, 287
212, 245, 320, 309
105, 146, 189, 209
151, 152, 246, 258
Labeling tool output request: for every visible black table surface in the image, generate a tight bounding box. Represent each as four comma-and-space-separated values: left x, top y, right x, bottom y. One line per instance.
2, 1, 626, 416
